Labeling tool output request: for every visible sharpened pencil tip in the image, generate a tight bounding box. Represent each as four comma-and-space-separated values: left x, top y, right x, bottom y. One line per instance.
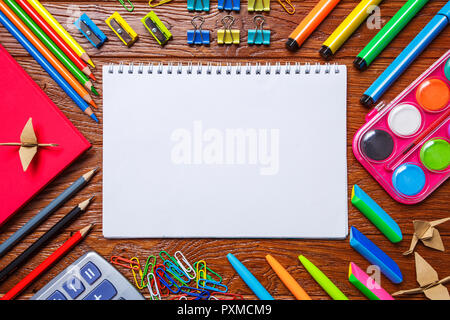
80, 224, 94, 236
91, 86, 99, 96
79, 196, 95, 210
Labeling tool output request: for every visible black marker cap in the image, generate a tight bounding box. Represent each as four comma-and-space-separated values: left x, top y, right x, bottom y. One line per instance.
286, 38, 300, 51
353, 56, 368, 71
360, 94, 375, 108
319, 45, 333, 60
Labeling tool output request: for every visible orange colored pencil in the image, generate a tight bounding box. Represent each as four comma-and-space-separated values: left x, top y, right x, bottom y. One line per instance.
0, 0, 96, 108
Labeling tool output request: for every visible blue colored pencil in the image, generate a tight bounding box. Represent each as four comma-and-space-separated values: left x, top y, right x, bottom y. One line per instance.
0, 10, 98, 122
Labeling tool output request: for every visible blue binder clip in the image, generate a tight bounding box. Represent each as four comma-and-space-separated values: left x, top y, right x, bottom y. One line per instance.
187, 0, 210, 11
187, 16, 210, 45
248, 15, 270, 45
74, 14, 107, 48
218, 0, 240, 11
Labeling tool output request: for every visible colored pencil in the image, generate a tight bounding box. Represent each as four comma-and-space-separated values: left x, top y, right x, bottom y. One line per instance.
0, 197, 94, 284
265, 255, 311, 300
4, 0, 97, 95
0, 10, 98, 122
0, 1, 97, 108
16, 0, 95, 81
0, 224, 93, 300
28, 0, 95, 68
0, 168, 98, 259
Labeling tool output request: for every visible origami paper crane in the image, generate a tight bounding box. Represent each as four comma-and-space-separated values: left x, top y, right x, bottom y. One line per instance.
403, 217, 450, 255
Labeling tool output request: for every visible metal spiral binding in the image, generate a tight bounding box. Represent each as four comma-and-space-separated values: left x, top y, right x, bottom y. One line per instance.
107, 62, 340, 75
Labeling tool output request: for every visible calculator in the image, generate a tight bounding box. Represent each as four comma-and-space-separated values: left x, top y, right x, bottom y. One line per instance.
30, 251, 145, 300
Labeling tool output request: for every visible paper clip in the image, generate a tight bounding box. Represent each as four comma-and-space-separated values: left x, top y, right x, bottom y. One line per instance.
187, 16, 210, 45
198, 278, 228, 293
159, 250, 179, 267
248, 0, 270, 12
110, 256, 140, 270
217, 15, 239, 45
218, 0, 240, 11
211, 292, 245, 300
187, 0, 210, 11
149, 0, 173, 7
277, 0, 295, 14
248, 15, 270, 45
180, 286, 211, 300
164, 260, 190, 285
130, 257, 147, 289
154, 264, 170, 297
174, 251, 197, 279
195, 261, 223, 284
118, 0, 134, 12
155, 267, 181, 294
147, 273, 161, 300
195, 260, 207, 288
141, 255, 157, 288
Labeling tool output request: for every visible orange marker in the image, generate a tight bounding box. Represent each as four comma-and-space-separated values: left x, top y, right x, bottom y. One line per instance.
265, 254, 311, 300
286, 0, 341, 51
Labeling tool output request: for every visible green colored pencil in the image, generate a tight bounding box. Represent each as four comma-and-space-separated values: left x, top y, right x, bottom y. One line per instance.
5, 0, 96, 94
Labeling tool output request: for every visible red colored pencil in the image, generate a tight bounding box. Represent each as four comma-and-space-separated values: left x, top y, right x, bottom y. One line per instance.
0, 224, 93, 300
16, 0, 96, 81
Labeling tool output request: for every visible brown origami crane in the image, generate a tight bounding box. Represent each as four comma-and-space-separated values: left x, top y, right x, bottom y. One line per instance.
393, 252, 450, 300
0, 118, 57, 171
403, 217, 450, 255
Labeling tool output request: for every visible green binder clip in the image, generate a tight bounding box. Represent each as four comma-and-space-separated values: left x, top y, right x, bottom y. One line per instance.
248, 0, 270, 12
248, 15, 270, 45
141, 11, 172, 46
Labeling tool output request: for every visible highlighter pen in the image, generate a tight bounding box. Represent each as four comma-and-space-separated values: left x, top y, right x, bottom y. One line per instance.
286, 0, 341, 51
361, 0, 450, 107
320, 0, 384, 59
354, 0, 429, 70
265, 255, 311, 300
298, 255, 348, 300
227, 253, 274, 300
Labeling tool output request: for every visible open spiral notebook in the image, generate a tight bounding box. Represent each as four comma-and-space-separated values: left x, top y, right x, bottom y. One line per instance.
102, 62, 348, 238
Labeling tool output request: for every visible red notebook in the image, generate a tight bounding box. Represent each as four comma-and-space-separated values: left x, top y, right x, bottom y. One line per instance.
0, 44, 91, 226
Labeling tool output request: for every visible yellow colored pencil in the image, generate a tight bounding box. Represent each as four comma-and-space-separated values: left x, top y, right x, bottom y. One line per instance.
27, 0, 95, 68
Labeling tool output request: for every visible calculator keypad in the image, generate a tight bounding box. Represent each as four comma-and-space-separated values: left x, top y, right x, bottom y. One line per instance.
80, 261, 101, 285
47, 290, 67, 300
83, 280, 117, 300
62, 276, 85, 298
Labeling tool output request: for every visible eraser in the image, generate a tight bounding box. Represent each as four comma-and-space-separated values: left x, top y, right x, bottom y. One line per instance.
349, 226, 403, 284
351, 185, 402, 243
348, 262, 394, 300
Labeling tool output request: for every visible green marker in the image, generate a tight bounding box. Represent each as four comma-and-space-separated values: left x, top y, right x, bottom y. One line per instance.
5, 0, 95, 93
298, 255, 349, 300
354, 0, 429, 70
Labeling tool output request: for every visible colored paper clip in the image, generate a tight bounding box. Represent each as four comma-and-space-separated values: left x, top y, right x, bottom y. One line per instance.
110, 256, 140, 270
217, 15, 240, 45
105, 12, 138, 47
155, 267, 181, 294
130, 257, 147, 289
164, 260, 190, 285
248, 15, 270, 45
218, 0, 240, 11
147, 273, 161, 300
187, 16, 210, 45
154, 264, 170, 297
149, 0, 173, 7
141, 11, 172, 46
187, 0, 210, 11
248, 0, 270, 12
74, 14, 107, 48
180, 286, 211, 300
141, 255, 157, 288
211, 292, 245, 300
118, 0, 135, 12
195, 260, 207, 288
159, 250, 179, 266
277, 0, 295, 14
198, 278, 228, 293
174, 251, 197, 279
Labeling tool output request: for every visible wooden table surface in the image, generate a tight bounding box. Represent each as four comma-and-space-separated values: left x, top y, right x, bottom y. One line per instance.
0, 0, 449, 300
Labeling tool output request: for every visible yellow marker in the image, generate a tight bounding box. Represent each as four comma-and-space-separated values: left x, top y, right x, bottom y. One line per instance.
28, 0, 95, 67
319, 0, 383, 59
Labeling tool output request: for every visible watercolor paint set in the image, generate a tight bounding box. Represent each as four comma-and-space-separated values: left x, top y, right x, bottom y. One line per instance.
353, 50, 450, 204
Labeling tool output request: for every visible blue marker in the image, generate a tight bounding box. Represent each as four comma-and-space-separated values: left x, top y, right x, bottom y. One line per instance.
227, 253, 274, 300
361, 1, 450, 107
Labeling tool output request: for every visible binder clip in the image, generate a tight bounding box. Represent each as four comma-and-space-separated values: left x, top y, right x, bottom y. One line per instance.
187, 16, 210, 45
277, 0, 295, 14
217, 15, 239, 45
74, 14, 107, 48
187, 0, 210, 11
105, 12, 138, 47
247, 15, 270, 45
141, 11, 172, 46
218, 0, 240, 11
248, 0, 270, 12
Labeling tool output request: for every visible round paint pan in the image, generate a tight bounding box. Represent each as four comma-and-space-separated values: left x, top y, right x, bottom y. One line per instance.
360, 129, 394, 161
419, 138, 450, 172
416, 78, 450, 112
387, 104, 422, 137
445, 57, 450, 81
392, 163, 426, 197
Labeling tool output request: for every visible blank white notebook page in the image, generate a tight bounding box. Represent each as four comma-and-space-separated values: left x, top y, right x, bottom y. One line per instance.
103, 63, 348, 238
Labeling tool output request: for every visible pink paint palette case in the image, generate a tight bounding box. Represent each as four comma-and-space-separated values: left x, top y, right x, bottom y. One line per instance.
353, 50, 450, 204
